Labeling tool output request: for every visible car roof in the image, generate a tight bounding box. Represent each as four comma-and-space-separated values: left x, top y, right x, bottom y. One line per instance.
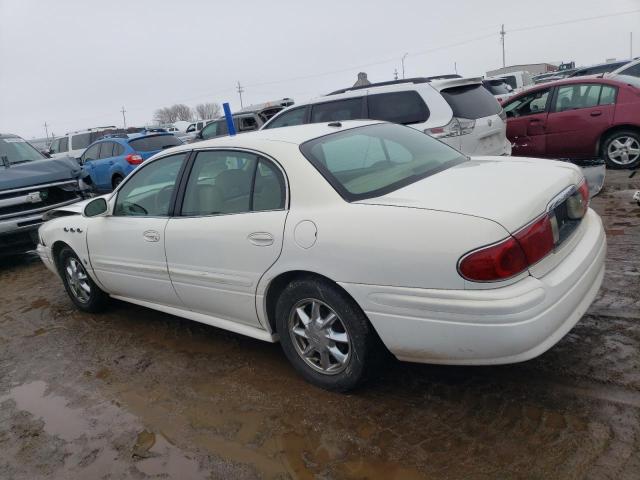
167, 120, 382, 153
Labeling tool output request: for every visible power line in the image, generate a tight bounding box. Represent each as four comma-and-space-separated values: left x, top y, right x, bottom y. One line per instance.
509, 8, 640, 33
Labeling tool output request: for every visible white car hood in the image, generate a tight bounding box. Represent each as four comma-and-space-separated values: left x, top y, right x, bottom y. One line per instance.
357, 156, 583, 232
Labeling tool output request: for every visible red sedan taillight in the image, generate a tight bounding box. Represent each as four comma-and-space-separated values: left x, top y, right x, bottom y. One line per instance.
126, 154, 143, 165
459, 179, 589, 282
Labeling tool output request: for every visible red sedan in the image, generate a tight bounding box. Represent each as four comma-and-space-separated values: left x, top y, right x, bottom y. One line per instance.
502, 76, 640, 169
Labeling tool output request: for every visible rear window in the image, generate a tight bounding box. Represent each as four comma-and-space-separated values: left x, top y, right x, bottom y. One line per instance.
300, 123, 465, 201
367, 91, 429, 125
128, 135, 182, 152
483, 80, 511, 95
440, 84, 502, 119
71, 133, 91, 150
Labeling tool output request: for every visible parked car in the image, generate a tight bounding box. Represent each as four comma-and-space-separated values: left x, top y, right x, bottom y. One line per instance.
606, 58, 640, 78
238, 98, 294, 121
533, 70, 578, 84
80, 132, 183, 192
502, 76, 640, 169
482, 78, 515, 103
0, 133, 88, 256
262, 77, 511, 156
568, 60, 630, 78
37, 120, 604, 391
194, 113, 265, 141
485, 70, 535, 93
48, 126, 118, 160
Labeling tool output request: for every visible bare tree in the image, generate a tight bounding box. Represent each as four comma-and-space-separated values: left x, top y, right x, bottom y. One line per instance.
153, 104, 194, 124
172, 104, 194, 121
195, 102, 221, 120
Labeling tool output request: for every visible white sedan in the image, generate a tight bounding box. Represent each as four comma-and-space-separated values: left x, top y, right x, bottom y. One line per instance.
36, 120, 606, 391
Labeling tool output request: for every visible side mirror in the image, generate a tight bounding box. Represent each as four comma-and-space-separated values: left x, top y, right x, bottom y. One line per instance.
83, 198, 108, 217
196, 130, 204, 139
41, 150, 52, 158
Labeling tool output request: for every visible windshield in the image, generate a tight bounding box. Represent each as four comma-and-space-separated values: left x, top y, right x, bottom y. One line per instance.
300, 123, 466, 201
0, 137, 46, 165
483, 80, 512, 95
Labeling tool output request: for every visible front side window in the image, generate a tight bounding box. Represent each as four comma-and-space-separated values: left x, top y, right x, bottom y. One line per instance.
201, 120, 227, 140
114, 153, 186, 217
310, 98, 364, 123
367, 91, 429, 125
186, 124, 196, 133
181, 151, 285, 216
264, 107, 306, 129
238, 116, 258, 132
49, 138, 60, 154
71, 133, 91, 150
59, 137, 69, 152
99, 142, 114, 159
554, 84, 602, 112
82, 144, 101, 162
504, 90, 550, 117
300, 123, 465, 201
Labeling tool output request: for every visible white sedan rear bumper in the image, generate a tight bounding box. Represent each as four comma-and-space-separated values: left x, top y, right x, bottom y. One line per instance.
340, 209, 606, 365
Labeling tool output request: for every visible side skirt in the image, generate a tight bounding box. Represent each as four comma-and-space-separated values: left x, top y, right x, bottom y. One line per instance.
110, 295, 277, 343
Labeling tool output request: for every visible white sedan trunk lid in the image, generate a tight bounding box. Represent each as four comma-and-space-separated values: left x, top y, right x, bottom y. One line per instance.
357, 157, 583, 233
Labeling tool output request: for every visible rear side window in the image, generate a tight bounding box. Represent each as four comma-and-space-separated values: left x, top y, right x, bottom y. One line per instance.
71, 133, 91, 150
440, 85, 502, 119
128, 135, 182, 152
554, 84, 602, 111
264, 107, 306, 129
310, 98, 364, 123
113, 143, 124, 156
599, 86, 617, 105
367, 91, 429, 125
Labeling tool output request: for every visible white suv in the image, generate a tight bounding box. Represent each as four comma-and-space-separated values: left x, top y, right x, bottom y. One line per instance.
261, 77, 511, 156
49, 126, 118, 160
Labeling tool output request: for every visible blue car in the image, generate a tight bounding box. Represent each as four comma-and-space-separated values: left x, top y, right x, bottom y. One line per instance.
80, 132, 183, 192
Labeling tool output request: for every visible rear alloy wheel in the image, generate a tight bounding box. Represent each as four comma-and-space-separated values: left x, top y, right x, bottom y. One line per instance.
602, 131, 640, 169
275, 277, 380, 391
58, 247, 109, 312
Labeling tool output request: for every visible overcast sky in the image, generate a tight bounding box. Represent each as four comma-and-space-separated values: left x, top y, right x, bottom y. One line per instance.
1, 0, 639, 138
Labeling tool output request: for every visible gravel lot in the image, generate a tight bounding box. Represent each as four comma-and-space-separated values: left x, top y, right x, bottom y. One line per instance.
0, 169, 639, 480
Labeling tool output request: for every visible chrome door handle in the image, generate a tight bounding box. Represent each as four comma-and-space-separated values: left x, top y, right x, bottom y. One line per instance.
248, 232, 274, 246
143, 230, 160, 242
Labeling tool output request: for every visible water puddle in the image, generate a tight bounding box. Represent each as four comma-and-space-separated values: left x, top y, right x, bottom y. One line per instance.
1, 380, 89, 441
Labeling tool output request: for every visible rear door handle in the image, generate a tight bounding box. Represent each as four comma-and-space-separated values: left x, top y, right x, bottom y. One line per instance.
590, 111, 602, 117
248, 232, 274, 246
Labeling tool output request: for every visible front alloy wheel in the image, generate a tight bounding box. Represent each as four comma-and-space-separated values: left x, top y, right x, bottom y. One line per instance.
64, 256, 91, 304
288, 299, 351, 375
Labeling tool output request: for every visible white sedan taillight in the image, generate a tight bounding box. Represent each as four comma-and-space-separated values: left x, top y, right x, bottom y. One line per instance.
426, 117, 475, 138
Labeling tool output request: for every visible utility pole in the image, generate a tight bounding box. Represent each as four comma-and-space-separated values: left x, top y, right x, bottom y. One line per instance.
43, 122, 49, 142
401, 53, 408, 79
454, 62, 458, 74
631, 32, 634, 59
393, 68, 398, 80
120, 106, 127, 128
500, 24, 506, 68
236, 81, 244, 109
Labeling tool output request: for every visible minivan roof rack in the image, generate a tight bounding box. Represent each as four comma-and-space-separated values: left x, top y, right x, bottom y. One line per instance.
327, 75, 462, 95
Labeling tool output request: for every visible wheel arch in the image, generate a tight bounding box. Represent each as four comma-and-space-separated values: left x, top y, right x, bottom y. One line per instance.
597, 124, 640, 156
263, 270, 368, 336
51, 240, 71, 271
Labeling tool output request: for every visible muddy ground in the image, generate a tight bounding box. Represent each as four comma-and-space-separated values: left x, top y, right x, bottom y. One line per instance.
1, 170, 639, 480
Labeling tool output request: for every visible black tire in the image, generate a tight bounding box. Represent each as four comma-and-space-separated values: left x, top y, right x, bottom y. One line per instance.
275, 277, 380, 392
601, 130, 640, 169
112, 175, 124, 190
57, 247, 109, 313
